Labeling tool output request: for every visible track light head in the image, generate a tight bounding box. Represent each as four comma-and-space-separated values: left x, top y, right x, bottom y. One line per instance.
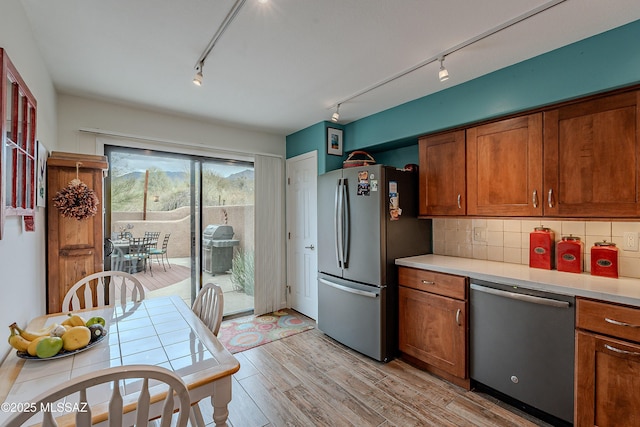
193, 71, 203, 86
331, 104, 341, 122
193, 62, 204, 86
438, 57, 449, 82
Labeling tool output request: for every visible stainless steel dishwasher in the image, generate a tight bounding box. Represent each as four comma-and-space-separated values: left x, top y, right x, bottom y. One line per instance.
470, 280, 575, 425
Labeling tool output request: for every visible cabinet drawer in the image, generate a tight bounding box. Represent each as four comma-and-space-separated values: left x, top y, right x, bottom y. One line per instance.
398, 267, 467, 300
577, 298, 640, 343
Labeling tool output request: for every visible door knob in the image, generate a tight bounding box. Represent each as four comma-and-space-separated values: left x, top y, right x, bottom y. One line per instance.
305, 244, 315, 250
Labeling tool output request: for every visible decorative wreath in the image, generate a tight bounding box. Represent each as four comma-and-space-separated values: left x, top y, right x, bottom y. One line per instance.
53, 178, 99, 220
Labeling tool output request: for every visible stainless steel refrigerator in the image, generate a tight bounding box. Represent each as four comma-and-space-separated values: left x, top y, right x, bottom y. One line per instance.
317, 164, 431, 362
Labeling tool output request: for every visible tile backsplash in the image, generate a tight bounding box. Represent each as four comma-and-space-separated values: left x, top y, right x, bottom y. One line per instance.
432, 218, 640, 279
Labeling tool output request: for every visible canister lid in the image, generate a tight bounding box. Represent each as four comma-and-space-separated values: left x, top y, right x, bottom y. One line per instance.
562, 234, 581, 241
594, 240, 616, 247
534, 226, 551, 232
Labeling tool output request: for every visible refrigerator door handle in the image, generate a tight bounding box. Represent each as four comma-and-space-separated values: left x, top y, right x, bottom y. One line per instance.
319, 278, 380, 298
341, 178, 349, 268
335, 178, 344, 268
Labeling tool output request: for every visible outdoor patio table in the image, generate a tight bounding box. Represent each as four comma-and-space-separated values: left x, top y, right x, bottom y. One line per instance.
111, 238, 158, 273
0, 295, 240, 426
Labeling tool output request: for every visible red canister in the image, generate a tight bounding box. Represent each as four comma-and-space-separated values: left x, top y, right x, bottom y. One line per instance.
529, 226, 555, 270
591, 241, 619, 278
556, 235, 583, 273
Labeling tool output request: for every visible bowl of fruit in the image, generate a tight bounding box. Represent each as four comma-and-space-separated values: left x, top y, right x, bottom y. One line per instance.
8, 314, 107, 360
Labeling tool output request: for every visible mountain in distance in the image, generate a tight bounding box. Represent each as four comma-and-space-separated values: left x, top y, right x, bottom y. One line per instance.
227, 169, 254, 180
115, 169, 254, 182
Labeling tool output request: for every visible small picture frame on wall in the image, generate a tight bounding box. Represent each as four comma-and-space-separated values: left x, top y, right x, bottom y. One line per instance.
327, 127, 343, 156
36, 140, 48, 207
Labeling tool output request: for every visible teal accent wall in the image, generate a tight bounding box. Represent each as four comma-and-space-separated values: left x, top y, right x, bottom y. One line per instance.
286, 121, 344, 174
373, 144, 418, 169
286, 19, 640, 171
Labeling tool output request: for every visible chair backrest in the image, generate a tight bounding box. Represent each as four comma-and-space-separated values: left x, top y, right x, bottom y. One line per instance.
161, 233, 171, 250
62, 271, 145, 312
144, 231, 161, 246
192, 283, 224, 335
4, 364, 190, 427
129, 237, 151, 256
110, 245, 126, 272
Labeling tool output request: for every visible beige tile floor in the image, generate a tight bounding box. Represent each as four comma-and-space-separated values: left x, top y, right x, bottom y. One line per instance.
146, 257, 254, 316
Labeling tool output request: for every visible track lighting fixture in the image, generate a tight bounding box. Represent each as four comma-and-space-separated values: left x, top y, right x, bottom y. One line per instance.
438, 57, 449, 82
331, 104, 341, 122
193, 62, 204, 86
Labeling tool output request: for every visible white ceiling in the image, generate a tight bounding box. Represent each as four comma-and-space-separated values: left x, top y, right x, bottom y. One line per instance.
20, 0, 640, 136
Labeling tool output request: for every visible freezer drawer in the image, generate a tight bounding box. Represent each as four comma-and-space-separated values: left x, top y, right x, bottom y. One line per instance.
317, 274, 387, 361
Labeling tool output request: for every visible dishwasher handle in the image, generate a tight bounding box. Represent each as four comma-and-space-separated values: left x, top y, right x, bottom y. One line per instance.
471, 283, 570, 308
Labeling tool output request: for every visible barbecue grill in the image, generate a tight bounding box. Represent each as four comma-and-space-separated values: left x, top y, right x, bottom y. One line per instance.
203, 224, 240, 274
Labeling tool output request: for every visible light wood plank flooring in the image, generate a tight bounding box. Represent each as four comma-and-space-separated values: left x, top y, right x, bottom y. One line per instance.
195, 327, 552, 426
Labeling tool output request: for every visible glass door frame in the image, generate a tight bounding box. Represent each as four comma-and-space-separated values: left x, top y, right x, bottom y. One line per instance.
104, 144, 253, 307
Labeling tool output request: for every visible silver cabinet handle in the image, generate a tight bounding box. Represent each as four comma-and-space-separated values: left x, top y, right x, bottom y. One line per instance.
421, 280, 435, 285
305, 244, 315, 250
548, 189, 554, 208
457, 194, 461, 209
455, 309, 461, 326
604, 344, 640, 357
532, 190, 538, 208
605, 317, 640, 328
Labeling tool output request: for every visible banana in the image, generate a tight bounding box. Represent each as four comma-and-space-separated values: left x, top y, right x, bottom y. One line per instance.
10, 322, 56, 342
27, 336, 48, 356
61, 314, 86, 327
8, 325, 31, 352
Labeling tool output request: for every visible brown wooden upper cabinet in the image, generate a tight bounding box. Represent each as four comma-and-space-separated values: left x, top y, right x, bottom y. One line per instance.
544, 90, 640, 217
466, 113, 543, 216
419, 130, 466, 216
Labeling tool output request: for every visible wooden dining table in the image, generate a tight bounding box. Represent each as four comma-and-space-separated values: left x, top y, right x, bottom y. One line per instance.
0, 295, 240, 426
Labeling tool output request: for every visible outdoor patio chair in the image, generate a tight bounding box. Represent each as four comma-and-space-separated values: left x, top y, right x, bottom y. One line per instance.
62, 271, 145, 311
125, 237, 153, 276
105, 238, 127, 272
150, 233, 171, 271
144, 230, 161, 247
4, 364, 190, 427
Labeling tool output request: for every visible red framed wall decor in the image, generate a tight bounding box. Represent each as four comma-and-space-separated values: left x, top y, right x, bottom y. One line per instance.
0, 48, 38, 239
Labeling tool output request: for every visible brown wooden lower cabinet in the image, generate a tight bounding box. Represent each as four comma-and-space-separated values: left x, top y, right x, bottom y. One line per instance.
575, 298, 640, 426
398, 267, 469, 389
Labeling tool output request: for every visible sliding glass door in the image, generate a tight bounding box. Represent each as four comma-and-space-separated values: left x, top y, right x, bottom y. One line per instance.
104, 146, 254, 316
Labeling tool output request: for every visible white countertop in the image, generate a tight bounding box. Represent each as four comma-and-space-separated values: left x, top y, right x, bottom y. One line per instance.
395, 254, 640, 307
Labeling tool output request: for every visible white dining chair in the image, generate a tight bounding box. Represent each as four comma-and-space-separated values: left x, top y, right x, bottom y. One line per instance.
62, 271, 145, 312
4, 364, 190, 427
192, 283, 224, 335
189, 283, 224, 427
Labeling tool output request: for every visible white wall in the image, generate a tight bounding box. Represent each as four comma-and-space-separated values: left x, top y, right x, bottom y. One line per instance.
0, 0, 58, 358
57, 94, 285, 158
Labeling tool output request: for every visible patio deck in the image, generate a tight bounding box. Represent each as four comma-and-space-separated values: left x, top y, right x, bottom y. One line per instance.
139, 257, 254, 316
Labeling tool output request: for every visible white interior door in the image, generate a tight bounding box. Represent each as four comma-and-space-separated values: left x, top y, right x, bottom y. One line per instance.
286, 151, 318, 319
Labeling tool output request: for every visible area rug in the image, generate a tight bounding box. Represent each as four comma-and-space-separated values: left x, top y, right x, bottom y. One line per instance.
217, 309, 315, 354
